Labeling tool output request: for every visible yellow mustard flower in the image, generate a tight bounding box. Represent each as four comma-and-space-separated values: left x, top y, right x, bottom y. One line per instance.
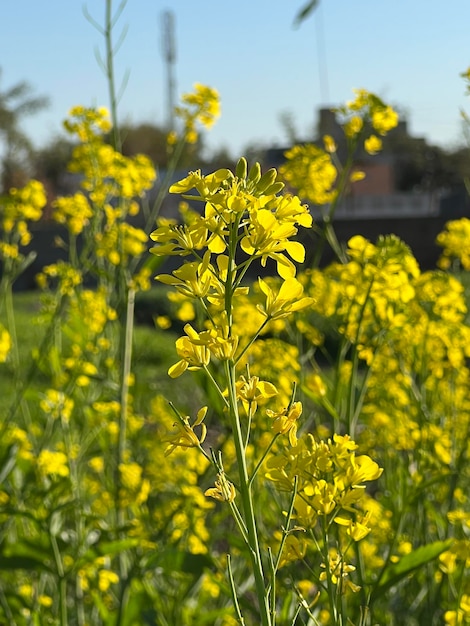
204, 471, 236, 503
165, 406, 208, 455
364, 134, 382, 155
37, 450, 69, 478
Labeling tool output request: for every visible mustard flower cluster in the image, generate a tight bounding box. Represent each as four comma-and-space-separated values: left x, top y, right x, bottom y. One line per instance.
280, 144, 338, 206
150, 162, 314, 407
341, 88, 399, 141
151, 165, 317, 526
173, 82, 221, 144
0, 179, 47, 265
266, 433, 382, 594
42, 106, 157, 294
267, 433, 381, 525
299, 234, 420, 366
52, 192, 93, 236
0, 323, 11, 362
288, 225, 470, 620
63, 106, 155, 203
436, 217, 470, 270
151, 161, 311, 279
279, 90, 398, 207
36, 260, 83, 295
63, 105, 112, 140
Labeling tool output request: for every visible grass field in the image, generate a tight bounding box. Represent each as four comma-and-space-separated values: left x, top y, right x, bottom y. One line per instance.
1, 289, 195, 416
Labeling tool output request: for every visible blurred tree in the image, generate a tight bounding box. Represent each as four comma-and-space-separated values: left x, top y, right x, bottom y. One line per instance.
279, 110, 300, 145
0, 68, 49, 192
120, 123, 168, 168
380, 127, 470, 192
33, 137, 76, 213
204, 145, 234, 170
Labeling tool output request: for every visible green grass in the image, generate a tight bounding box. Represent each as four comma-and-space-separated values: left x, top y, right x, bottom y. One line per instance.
0, 291, 49, 413
1, 289, 200, 418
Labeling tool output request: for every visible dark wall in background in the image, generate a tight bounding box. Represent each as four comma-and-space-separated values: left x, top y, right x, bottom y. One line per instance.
6, 214, 454, 292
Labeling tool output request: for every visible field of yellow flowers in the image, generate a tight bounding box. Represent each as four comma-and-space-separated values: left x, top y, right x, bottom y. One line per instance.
2, 6, 470, 623
1, 83, 470, 626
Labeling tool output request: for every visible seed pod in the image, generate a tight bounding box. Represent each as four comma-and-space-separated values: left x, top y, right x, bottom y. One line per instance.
263, 182, 285, 195
255, 168, 278, 194
247, 162, 261, 186
236, 157, 247, 180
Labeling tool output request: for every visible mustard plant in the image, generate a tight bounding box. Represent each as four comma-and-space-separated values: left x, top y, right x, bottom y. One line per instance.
150, 159, 384, 625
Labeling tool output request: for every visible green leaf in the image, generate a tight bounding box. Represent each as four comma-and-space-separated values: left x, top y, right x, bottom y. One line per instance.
140, 249, 167, 274
371, 539, 453, 600
144, 548, 213, 577
0, 444, 17, 483
293, 0, 320, 27
91, 589, 110, 622
16, 250, 37, 276
119, 588, 157, 626
0, 553, 52, 572
96, 538, 142, 557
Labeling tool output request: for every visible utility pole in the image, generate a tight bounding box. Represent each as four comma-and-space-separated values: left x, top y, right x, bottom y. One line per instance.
161, 10, 176, 132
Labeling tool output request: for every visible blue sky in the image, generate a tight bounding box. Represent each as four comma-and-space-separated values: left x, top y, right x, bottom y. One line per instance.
2, 0, 470, 158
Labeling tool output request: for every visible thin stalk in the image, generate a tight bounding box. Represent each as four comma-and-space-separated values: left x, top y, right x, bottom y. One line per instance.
202, 364, 230, 409
321, 517, 340, 626
269, 477, 299, 625
235, 317, 270, 365
2, 293, 67, 436
227, 554, 246, 625
249, 433, 280, 488
0, 586, 16, 625
145, 136, 187, 233
105, 0, 122, 152
312, 140, 359, 268
220, 215, 273, 624
225, 359, 271, 626
117, 286, 134, 518
3, 281, 19, 375
60, 414, 86, 626
51, 533, 68, 626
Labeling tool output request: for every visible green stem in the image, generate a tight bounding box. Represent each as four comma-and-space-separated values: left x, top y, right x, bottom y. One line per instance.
225, 360, 272, 626
227, 554, 246, 625
2, 294, 67, 437
3, 280, 19, 376
321, 518, 340, 626
51, 533, 68, 626
60, 413, 86, 625
249, 433, 280, 488
117, 285, 134, 509
0, 586, 16, 625
218, 215, 273, 624
202, 364, 230, 409
105, 0, 122, 152
312, 139, 359, 267
269, 477, 299, 625
235, 317, 270, 365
